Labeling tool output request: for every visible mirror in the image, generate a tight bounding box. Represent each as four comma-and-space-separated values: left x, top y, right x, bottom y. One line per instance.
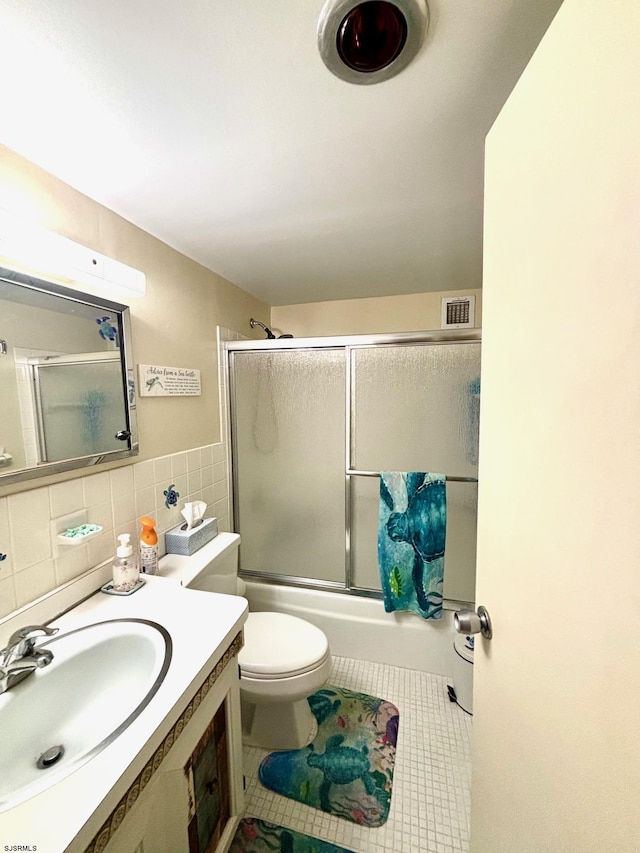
0, 265, 138, 486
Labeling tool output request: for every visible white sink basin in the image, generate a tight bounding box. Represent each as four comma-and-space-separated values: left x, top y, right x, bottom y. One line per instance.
0, 618, 172, 813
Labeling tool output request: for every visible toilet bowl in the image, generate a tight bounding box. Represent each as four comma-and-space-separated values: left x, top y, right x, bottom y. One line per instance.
239, 610, 331, 749
158, 533, 331, 751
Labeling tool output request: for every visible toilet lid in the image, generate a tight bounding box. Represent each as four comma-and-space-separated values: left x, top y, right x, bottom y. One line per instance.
239, 612, 330, 679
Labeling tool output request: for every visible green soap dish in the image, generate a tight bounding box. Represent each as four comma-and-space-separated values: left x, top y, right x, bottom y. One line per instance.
57, 524, 103, 546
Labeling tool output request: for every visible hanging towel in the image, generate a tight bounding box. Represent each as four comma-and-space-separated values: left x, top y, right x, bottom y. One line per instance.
378, 472, 446, 620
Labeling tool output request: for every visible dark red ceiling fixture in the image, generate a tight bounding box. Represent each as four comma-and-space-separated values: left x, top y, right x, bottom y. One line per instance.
318, 0, 429, 85
336, 2, 408, 73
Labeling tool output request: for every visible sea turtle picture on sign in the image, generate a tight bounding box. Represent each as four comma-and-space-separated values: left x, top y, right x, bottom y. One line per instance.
138, 364, 201, 396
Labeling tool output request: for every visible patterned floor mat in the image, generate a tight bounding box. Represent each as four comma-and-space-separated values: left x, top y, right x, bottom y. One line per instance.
258, 685, 399, 827
229, 818, 355, 852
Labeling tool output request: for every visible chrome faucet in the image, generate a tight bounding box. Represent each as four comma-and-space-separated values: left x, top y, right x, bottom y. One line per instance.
0, 624, 59, 694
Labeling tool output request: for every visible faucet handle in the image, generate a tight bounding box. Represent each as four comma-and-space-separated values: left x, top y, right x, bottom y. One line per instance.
7, 624, 58, 653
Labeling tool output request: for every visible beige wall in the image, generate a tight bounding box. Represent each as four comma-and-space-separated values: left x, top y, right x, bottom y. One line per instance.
473, 1, 640, 850
0, 144, 267, 615
271, 288, 481, 338
0, 144, 270, 492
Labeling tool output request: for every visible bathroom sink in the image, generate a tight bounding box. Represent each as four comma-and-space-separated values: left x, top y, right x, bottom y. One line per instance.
0, 618, 172, 813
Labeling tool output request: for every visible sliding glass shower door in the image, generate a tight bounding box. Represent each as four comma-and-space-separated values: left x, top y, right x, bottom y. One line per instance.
228, 331, 480, 605
231, 348, 347, 584
349, 342, 480, 603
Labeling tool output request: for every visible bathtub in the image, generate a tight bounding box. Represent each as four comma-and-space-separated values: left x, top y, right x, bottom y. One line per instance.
245, 580, 458, 677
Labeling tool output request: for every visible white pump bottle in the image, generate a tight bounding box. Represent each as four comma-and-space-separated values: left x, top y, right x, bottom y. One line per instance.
112, 533, 140, 591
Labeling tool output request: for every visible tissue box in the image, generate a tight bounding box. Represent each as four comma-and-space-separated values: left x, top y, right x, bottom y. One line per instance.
165, 516, 218, 556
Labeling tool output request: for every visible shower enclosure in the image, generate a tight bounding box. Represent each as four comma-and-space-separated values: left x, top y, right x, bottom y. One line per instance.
226, 329, 480, 608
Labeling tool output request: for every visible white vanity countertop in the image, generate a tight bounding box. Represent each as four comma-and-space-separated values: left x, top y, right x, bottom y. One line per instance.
0, 575, 248, 853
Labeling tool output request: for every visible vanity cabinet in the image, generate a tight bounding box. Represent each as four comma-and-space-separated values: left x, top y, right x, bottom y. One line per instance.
87, 636, 244, 853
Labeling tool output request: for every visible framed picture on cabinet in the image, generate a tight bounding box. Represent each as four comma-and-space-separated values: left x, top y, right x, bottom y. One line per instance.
185, 702, 230, 853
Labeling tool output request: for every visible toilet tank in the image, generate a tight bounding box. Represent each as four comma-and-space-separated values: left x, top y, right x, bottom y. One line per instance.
158, 532, 240, 595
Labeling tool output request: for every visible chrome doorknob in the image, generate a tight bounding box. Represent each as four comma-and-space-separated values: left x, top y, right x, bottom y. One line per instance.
454, 605, 492, 639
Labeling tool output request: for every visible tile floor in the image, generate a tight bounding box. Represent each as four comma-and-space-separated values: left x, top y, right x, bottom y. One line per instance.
242, 656, 473, 853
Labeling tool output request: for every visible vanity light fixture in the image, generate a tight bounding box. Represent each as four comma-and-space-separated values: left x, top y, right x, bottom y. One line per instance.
317, 0, 429, 85
0, 210, 146, 299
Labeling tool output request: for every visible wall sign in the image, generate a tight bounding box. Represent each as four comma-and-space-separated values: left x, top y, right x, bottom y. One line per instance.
138, 364, 201, 397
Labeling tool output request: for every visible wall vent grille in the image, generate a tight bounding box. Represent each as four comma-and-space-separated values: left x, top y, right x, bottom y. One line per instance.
441, 296, 475, 329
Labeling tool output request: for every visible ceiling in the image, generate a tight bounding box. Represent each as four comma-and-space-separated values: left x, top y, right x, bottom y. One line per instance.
0, 1, 563, 306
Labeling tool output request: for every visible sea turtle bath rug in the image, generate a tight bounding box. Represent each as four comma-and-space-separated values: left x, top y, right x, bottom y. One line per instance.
230, 818, 355, 853
258, 685, 399, 827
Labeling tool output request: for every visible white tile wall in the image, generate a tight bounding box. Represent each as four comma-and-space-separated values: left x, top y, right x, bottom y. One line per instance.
0, 441, 231, 619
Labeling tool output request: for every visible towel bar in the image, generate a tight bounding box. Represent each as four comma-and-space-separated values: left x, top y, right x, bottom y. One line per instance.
346, 468, 478, 484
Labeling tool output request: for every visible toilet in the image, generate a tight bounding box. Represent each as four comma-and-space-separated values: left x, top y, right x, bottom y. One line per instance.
158, 532, 331, 751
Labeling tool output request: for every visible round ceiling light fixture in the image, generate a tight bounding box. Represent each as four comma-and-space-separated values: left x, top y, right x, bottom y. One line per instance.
317, 0, 429, 85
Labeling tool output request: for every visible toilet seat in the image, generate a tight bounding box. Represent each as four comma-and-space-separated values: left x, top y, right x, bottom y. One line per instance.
158, 534, 332, 750
240, 611, 329, 679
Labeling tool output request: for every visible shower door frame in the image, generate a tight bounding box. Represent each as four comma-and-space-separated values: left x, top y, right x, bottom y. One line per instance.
225, 328, 481, 611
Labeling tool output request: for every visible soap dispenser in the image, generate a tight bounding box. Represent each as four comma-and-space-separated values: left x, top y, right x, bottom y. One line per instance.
112, 533, 140, 591
139, 516, 159, 575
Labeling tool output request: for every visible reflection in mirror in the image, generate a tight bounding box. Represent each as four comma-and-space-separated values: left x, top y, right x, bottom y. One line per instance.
0, 266, 138, 486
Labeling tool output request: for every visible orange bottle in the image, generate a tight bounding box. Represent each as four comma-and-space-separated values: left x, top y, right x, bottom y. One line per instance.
139, 516, 159, 575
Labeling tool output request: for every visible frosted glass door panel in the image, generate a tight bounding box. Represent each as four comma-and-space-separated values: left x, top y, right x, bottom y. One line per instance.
36, 361, 126, 462
352, 343, 480, 475
351, 343, 480, 601
232, 349, 346, 583
350, 476, 381, 593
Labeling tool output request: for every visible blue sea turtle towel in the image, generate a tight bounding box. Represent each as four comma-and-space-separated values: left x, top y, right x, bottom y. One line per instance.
378, 472, 446, 620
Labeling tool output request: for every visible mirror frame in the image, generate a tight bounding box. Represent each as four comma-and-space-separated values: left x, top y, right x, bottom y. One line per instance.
0, 265, 139, 486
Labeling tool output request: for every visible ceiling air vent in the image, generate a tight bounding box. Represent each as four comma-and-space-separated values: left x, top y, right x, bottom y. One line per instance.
441, 295, 475, 330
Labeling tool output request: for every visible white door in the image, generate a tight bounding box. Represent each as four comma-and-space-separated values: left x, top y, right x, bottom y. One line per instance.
471, 2, 640, 851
